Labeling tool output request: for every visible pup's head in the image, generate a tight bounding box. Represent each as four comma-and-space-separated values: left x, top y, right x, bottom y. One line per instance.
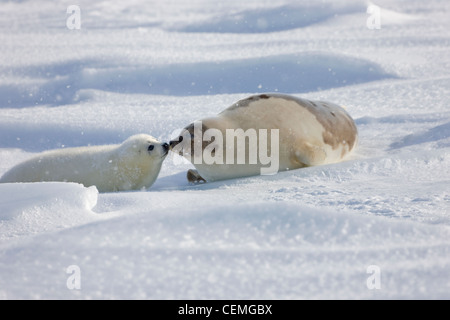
120, 134, 169, 162
114, 134, 169, 190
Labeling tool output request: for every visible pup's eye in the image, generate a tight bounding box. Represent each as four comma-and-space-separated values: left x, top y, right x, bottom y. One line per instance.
148, 145, 155, 152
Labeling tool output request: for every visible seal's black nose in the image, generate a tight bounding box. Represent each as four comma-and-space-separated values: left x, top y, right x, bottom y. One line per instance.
162, 143, 169, 151
169, 136, 183, 149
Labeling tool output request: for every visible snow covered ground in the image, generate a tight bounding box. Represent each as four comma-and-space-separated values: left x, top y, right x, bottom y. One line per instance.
0, 0, 449, 299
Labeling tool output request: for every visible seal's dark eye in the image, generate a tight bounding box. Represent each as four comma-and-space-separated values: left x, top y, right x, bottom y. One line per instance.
148, 145, 155, 152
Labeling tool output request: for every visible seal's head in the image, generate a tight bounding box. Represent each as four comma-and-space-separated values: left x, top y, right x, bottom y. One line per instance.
115, 134, 170, 190
169, 121, 212, 161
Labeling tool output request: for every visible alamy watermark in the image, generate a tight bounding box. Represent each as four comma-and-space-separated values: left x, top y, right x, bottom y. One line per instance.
66, 265, 81, 290
66, 5, 81, 30
366, 265, 381, 290
170, 121, 280, 175
366, 4, 381, 30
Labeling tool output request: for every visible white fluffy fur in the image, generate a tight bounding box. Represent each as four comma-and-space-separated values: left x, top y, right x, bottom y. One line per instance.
0, 134, 168, 192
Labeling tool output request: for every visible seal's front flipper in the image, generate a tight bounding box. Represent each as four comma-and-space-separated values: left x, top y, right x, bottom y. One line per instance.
187, 169, 207, 184
293, 142, 327, 166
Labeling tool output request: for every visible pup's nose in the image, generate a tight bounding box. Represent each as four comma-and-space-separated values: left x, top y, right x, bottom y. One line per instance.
162, 143, 169, 151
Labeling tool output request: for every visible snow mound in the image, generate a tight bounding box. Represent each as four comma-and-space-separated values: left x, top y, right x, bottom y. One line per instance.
376, 4, 422, 26
142, 53, 393, 96
169, 2, 364, 33
0, 52, 393, 107
0, 182, 98, 241
390, 121, 450, 149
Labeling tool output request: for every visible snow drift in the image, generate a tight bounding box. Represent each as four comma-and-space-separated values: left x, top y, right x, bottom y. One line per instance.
0, 183, 98, 241
0, 52, 393, 107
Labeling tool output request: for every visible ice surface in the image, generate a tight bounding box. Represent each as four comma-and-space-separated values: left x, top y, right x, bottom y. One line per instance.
0, 0, 449, 299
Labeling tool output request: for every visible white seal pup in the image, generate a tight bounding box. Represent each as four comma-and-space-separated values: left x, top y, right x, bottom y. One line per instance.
0, 134, 169, 192
169, 93, 358, 183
